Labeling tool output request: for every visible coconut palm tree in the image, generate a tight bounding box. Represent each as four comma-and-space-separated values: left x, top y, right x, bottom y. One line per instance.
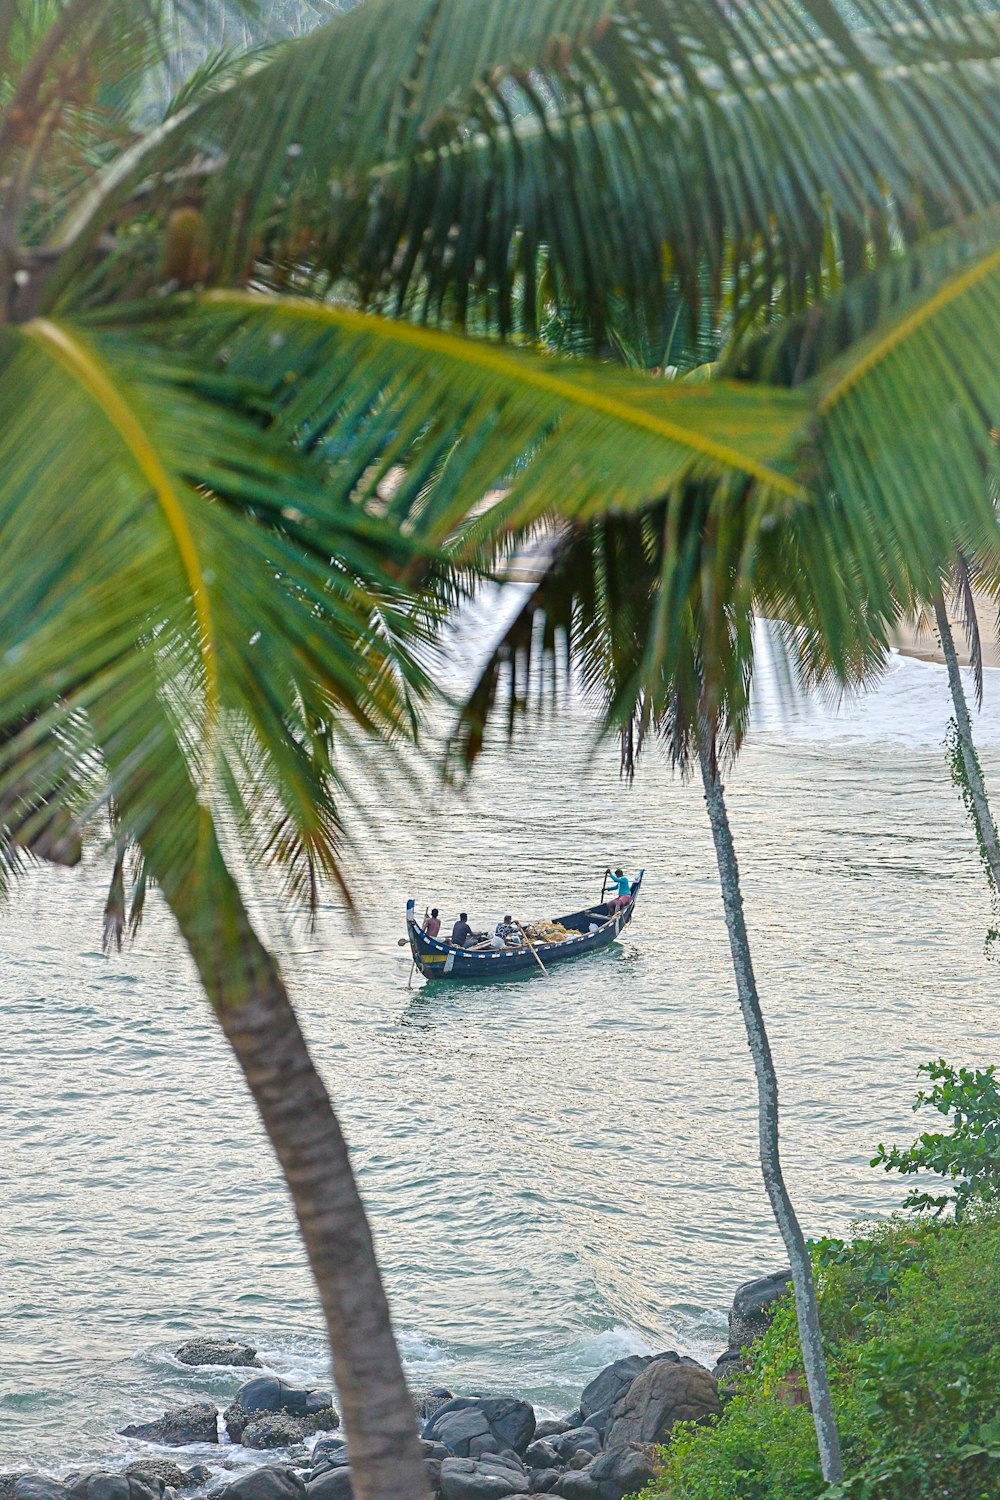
448, 195, 1000, 1494
7, 2, 1000, 1494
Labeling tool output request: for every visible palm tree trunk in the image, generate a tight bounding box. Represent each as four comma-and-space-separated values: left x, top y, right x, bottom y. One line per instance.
697, 725, 843, 1485
162, 847, 428, 1500
933, 592, 1000, 892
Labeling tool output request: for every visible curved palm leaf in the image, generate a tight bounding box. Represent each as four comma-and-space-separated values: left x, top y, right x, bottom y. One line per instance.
37, 0, 1000, 338
0, 311, 434, 906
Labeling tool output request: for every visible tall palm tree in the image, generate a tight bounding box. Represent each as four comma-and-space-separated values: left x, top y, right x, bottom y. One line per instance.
448, 187, 1000, 1497
7, 2, 1000, 1494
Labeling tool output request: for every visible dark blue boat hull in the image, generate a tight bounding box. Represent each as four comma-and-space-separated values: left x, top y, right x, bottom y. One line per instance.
405, 872, 643, 981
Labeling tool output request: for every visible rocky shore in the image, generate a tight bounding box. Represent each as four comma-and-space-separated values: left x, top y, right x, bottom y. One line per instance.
0, 1274, 790, 1500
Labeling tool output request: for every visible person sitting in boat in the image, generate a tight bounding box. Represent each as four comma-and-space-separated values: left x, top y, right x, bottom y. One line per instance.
606, 868, 633, 911
422, 907, 441, 938
451, 912, 474, 946
492, 915, 522, 949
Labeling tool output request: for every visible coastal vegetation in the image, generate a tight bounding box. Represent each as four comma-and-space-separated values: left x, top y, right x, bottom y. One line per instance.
4, 2, 1000, 1498
647, 1210, 1000, 1500
643, 1065, 1000, 1499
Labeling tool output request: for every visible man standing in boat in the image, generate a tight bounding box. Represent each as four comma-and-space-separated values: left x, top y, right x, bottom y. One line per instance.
605, 867, 632, 912
451, 912, 474, 946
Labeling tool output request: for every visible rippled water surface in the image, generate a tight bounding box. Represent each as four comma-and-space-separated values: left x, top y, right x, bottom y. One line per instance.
3, 641, 1000, 1473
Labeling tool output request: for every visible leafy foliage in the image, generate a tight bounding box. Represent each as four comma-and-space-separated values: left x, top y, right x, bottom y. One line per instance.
872, 1061, 1000, 1221
644, 1213, 1000, 1500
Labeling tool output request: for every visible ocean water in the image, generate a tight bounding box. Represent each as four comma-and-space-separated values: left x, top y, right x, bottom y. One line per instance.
2, 634, 999, 1476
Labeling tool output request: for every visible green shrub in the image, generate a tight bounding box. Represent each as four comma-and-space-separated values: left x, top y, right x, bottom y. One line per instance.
640, 1213, 1000, 1500
872, 1061, 1000, 1220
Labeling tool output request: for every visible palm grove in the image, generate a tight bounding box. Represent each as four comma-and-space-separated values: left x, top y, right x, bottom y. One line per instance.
4, 1, 1000, 1496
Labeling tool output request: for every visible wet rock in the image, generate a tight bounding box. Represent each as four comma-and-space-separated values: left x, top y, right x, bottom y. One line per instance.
419, 1441, 449, 1462
308, 1438, 347, 1477
604, 1360, 720, 1451
66, 1475, 159, 1500
121, 1403, 219, 1447
125, 1463, 205, 1491
424, 1458, 444, 1497
213, 1469, 305, 1500
13, 1481, 69, 1500
303, 1472, 352, 1500
424, 1398, 536, 1459
225, 1383, 336, 1444
0, 1478, 30, 1500
414, 1387, 455, 1422
728, 1270, 791, 1350
439, 1453, 529, 1499
175, 1341, 261, 1370
241, 1415, 305, 1451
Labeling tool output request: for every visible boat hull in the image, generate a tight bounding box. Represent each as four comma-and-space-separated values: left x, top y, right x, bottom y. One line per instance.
405, 873, 643, 982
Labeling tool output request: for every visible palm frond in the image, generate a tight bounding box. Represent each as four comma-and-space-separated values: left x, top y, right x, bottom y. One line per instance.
41, 0, 1000, 336
0, 307, 439, 908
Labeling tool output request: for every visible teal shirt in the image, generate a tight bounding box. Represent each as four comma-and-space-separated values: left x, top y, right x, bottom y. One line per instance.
609, 872, 630, 898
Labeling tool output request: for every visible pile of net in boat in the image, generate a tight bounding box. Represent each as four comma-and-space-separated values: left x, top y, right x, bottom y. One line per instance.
523, 920, 576, 944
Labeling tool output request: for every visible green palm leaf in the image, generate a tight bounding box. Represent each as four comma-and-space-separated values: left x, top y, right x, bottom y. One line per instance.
0, 311, 434, 904
42, 0, 1000, 336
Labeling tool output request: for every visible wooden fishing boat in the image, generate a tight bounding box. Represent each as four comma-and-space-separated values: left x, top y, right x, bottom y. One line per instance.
405, 871, 644, 981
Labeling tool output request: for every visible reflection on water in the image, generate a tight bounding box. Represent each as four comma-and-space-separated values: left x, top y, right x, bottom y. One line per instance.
2, 649, 1000, 1471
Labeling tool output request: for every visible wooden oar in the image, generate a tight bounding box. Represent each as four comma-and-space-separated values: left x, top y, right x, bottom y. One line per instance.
516, 922, 549, 977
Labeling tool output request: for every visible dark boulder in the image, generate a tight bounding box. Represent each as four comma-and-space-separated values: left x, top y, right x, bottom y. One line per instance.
550, 1477, 600, 1500
588, 1445, 656, 1500
0, 1479, 30, 1500
579, 1357, 653, 1424
175, 1341, 261, 1370
552, 1445, 655, 1500
225, 1383, 336, 1444
547, 1430, 600, 1464
303, 1472, 352, 1500
728, 1270, 791, 1350
213, 1469, 305, 1500
14, 1482, 70, 1500
424, 1458, 444, 1497
579, 1353, 685, 1440
527, 1474, 562, 1495
604, 1360, 720, 1451
522, 1440, 559, 1471
308, 1449, 349, 1481
308, 1439, 349, 1479
66, 1475, 159, 1500
121, 1404, 219, 1447
310, 1439, 346, 1466
532, 1421, 571, 1441
418, 1442, 449, 1462
439, 1453, 529, 1499
710, 1349, 746, 1400
424, 1399, 535, 1459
